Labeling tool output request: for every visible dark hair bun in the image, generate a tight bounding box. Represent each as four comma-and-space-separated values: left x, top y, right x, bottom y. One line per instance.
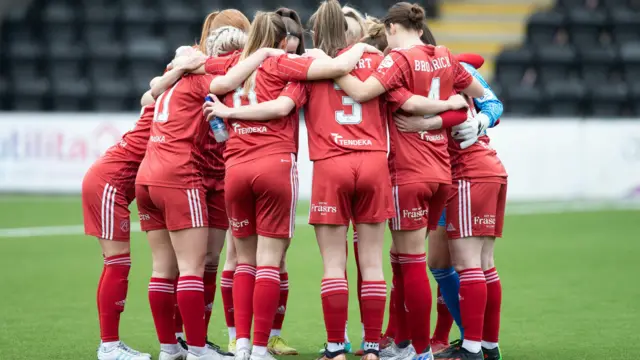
408, 4, 426, 24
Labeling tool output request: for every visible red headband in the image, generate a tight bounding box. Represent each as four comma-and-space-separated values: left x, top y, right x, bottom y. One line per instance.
455, 53, 484, 69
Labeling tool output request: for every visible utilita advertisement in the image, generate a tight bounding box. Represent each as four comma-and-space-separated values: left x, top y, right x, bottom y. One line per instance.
1, 114, 639, 202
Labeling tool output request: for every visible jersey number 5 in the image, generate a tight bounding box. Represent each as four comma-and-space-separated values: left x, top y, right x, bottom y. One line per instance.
334, 82, 362, 125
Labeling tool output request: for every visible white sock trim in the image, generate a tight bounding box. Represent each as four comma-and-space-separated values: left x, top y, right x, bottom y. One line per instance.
270, 329, 281, 337
462, 340, 482, 354
228, 327, 236, 342
236, 338, 250, 351
252, 345, 268, 356
327, 342, 345, 352
481, 341, 499, 349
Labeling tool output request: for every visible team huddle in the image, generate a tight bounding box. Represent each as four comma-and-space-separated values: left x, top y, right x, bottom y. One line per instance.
81, 1, 507, 360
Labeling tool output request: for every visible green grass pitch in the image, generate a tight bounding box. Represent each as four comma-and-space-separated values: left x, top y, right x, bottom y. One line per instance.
0, 195, 638, 359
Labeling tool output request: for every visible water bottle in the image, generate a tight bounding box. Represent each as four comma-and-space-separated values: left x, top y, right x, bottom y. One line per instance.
205, 96, 229, 143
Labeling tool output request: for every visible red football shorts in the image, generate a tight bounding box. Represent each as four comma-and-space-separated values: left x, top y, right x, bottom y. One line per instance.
225, 153, 298, 239
82, 169, 134, 241
390, 182, 451, 231
207, 189, 229, 230
135, 185, 209, 232
446, 180, 507, 239
309, 152, 393, 225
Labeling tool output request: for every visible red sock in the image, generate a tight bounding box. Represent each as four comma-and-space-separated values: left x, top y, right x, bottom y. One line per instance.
483, 268, 502, 343
361, 280, 386, 345
173, 277, 183, 334
398, 253, 431, 353
321, 278, 349, 343
98, 254, 131, 342
353, 236, 364, 325
432, 286, 453, 343
272, 272, 289, 331
220, 270, 235, 328
391, 253, 409, 345
383, 281, 397, 339
177, 276, 206, 347
234, 264, 256, 340
458, 268, 487, 342
253, 266, 281, 346
204, 264, 218, 331
149, 277, 177, 344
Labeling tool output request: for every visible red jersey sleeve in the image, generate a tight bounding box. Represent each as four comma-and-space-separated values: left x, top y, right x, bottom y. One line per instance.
372, 51, 410, 91
279, 82, 308, 109
449, 50, 473, 92
385, 87, 413, 113
269, 54, 314, 82
204, 55, 236, 75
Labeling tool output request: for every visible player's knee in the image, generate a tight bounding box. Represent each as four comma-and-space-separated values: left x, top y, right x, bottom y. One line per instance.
152, 259, 178, 279
205, 252, 220, 268
99, 239, 131, 258
481, 247, 495, 271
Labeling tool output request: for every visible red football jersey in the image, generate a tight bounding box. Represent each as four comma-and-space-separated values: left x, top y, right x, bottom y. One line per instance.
136, 74, 214, 188
373, 45, 473, 185
448, 97, 507, 182
304, 49, 388, 161
91, 104, 154, 189
205, 53, 312, 168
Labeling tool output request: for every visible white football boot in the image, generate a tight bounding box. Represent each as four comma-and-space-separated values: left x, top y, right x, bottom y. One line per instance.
97, 341, 152, 360
159, 344, 189, 360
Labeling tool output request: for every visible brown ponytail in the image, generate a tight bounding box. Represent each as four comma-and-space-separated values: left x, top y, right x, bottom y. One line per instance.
311, 0, 348, 57
343, 5, 367, 45
240, 12, 287, 94
276, 7, 305, 55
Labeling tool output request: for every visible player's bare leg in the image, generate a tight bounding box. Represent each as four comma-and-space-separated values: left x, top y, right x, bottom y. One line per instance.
97, 239, 152, 360
355, 222, 386, 360
316, 224, 349, 360
268, 243, 298, 355
427, 226, 458, 353
391, 228, 428, 359
480, 238, 501, 360
147, 229, 186, 360
169, 227, 211, 358
435, 236, 487, 360
221, 231, 239, 353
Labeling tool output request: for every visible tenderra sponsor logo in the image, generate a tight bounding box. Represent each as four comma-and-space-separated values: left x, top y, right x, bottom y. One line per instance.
232, 123, 267, 135
474, 214, 496, 226
311, 202, 338, 214
150, 135, 165, 143
331, 133, 373, 146
402, 207, 428, 219
418, 131, 445, 142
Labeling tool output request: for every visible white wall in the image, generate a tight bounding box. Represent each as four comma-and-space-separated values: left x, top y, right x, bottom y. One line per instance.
1, 114, 639, 201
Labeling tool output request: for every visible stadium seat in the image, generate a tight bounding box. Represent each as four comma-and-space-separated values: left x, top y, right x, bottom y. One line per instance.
555, 0, 588, 9
42, 1, 78, 45
51, 79, 91, 111
589, 83, 628, 117
160, 1, 200, 49
620, 42, 640, 85
7, 41, 43, 81
580, 46, 619, 87
544, 80, 586, 116
92, 79, 134, 112
609, 7, 640, 44
11, 78, 50, 111
567, 8, 606, 47
495, 46, 535, 86
527, 11, 565, 46
47, 42, 86, 83
537, 45, 578, 84
122, 1, 160, 40
503, 85, 543, 116
125, 39, 169, 94
628, 83, 640, 115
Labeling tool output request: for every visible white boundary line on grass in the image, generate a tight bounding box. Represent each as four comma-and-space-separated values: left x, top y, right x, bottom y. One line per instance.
1, 201, 639, 238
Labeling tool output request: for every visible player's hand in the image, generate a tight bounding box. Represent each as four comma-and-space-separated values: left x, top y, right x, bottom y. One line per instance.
360, 43, 383, 55
394, 113, 427, 132
260, 48, 286, 58
446, 94, 469, 110
181, 54, 208, 71
203, 94, 233, 121
452, 117, 479, 149
303, 48, 330, 59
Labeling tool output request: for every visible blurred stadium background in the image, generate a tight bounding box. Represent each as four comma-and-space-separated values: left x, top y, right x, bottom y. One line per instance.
0, 0, 639, 359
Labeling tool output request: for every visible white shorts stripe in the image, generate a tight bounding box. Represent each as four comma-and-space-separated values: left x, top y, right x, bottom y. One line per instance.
186, 190, 196, 228
100, 184, 117, 240
289, 153, 298, 238
465, 181, 472, 237
458, 180, 466, 238
392, 185, 401, 231
193, 189, 204, 227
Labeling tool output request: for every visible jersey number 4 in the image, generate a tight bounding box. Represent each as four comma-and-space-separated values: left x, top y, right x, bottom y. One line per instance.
334, 82, 362, 125
424, 77, 441, 118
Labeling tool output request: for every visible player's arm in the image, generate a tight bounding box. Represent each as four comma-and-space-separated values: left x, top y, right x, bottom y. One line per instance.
393, 110, 468, 132
333, 75, 385, 103
208, 48, 285, 94
303, 43, 382, 80
400, 94, 468, 116
203, 95, 296, 122
462, 62, 503, 129
150, 55, 206, 99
